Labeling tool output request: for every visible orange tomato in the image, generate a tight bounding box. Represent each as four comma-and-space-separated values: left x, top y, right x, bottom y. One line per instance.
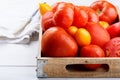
67, 26, 78, 36
99, 21, 110, 29
39, 3, 52, 15
75, 28, 91, 46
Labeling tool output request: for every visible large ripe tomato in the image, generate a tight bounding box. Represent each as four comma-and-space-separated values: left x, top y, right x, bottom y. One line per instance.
104, 37, 120, 57
53, 5, 74, 29
72, 6, 88, 27
90, 0, 118, 24
107, 22, 120, 38
80, 45, 105, 70
84, 22, 110, 48
79, 6, 99, 23
41, 11, 55, 31
41, 27, 78, 57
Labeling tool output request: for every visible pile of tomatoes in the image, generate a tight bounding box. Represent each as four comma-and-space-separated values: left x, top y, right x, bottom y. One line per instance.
40, 0, 120, 70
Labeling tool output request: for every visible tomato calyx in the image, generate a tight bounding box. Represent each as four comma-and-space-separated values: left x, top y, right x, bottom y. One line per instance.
96, 9, 102, 15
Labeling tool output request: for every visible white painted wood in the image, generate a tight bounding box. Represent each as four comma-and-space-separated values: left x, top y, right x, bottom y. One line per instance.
0, 41, 39, 66
0, 67, 38, 80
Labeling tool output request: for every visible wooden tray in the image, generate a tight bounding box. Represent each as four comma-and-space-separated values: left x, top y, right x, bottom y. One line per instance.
37, 56, 120, 78
37, 23, 120, 78
36, 1, 120, 78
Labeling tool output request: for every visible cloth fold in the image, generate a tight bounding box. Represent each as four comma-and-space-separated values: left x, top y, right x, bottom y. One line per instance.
0, 9, 40, 44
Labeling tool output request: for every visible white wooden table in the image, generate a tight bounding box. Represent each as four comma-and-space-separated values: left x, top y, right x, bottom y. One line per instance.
0, 41, 39, 80
0, 41, 118, 80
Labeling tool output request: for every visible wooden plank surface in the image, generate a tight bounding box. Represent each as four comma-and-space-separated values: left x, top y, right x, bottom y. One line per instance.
37, 58, 120, 78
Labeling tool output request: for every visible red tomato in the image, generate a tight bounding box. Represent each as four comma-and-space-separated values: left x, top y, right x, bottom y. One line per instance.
52, 2, 64, 13
104, 37, 120, 57
90, 0, 118, 24
72, 6, 88, 27
41, 11, 55, 31
53, 6, 74, 29
41, 27, 78, 57
107, 22, 120, 38
80, 45, 105, 70
52, 2, 74, 13
79, 6, 99, 23
84, 22, 110, 48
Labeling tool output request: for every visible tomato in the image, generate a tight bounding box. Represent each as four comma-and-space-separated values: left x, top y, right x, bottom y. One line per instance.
41, 27, 78, 57
80, 45, 105, 70
52, 2, 64, 13
52, 2, 74, 13
53, 5, 74, 29
90, 0, 118, 24
67, 26, 78, 36
99, 21, 110, 29
107, 22, 120, 38
75, 28, 91, 46
39, 3, 52, 15
79, 6, 99, 23
104, 37, 120, 57
72, 6, 88, 27
41, 11, 55, 31
84, 22, 110, 48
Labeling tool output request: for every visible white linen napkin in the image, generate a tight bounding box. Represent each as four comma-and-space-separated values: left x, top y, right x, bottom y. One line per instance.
0, 9, 40, 44
0, 0, 41, 44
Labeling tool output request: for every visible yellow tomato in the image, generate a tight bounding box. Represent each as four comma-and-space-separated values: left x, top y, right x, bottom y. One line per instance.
75, 28, 91, 46
39, 3, 52, 15
99, 21, 110, 29
67, 26, 78, 36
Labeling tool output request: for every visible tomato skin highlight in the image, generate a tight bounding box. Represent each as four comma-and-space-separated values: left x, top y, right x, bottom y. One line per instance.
41, 27, 78, 57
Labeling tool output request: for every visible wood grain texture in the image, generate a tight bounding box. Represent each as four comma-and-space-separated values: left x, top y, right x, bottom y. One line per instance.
37, 57, 120, 78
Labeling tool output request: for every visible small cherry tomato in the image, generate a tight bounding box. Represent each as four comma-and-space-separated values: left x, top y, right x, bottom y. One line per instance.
75, 28, 91, 46
67, 26, 78, 36
39, 3, 52, 15
99, 21, 110, 29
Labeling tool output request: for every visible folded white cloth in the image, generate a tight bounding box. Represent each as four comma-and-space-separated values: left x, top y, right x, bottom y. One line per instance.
0, 0, 41, 44
0, 9, 40, 44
